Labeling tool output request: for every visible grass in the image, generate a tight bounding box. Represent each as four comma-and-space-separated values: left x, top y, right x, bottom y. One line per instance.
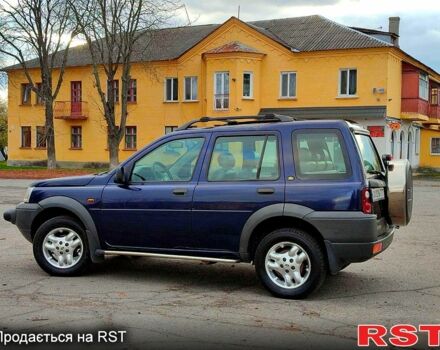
413, 167, 440, 181
0, 160, 108, 179
0, 161, 46, 170
0, 160, 107, 172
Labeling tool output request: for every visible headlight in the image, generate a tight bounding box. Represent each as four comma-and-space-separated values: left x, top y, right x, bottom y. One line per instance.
23, 187, 34, 203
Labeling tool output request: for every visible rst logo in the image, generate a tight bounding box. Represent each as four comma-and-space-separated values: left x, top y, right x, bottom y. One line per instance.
358, 324, 440, 347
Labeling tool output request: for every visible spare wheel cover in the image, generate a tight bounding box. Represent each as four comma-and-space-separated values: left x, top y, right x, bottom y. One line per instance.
386, 159, 413, 226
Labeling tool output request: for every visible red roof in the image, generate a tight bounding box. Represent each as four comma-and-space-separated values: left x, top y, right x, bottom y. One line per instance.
204, 41, 262, 54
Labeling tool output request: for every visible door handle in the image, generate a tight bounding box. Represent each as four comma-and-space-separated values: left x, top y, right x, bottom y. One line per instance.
173, 188, 187, 196
257, 188, 275, 195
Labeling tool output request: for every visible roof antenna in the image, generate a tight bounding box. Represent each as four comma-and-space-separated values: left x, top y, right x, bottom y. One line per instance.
237, 5, 240, 19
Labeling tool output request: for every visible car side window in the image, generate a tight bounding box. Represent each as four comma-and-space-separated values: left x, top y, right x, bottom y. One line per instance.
208, 135, 279, 181
292, 130, 349, 180
131, 138, 204, 182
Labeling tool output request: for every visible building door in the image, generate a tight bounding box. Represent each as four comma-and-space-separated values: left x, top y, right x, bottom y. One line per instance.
408, 131, 413, 163
71, 81, 82, 115
400, 131, 405, 159
391, 131, 396, 157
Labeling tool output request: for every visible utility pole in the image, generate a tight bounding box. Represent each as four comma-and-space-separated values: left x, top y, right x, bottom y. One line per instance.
237, 5, 240, 19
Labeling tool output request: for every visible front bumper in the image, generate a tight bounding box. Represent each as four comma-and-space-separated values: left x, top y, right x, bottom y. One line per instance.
3, 202, 42, 243
325, 226, 395, 274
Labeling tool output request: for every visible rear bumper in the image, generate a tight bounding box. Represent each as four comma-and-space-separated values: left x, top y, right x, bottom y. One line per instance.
324, 226, 395, 274
3, 203, 42, 243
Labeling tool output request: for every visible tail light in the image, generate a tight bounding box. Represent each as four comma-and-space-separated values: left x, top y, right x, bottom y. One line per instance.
372, 242, 383, 254
361, 187, 372, 214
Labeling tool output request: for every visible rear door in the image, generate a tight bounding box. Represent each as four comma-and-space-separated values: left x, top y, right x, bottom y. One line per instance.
353, 132, 388, 222
192, 131, 285, 255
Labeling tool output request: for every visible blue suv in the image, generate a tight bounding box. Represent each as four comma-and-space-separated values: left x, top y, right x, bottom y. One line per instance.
4, 115, 413, 298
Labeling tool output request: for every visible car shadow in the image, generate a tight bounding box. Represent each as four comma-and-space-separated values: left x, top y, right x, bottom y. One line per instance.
88, 256, 399, 300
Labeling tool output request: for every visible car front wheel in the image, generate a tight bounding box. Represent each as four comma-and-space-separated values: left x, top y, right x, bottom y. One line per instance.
33, 216, 91, 276
254, 228, 327, 299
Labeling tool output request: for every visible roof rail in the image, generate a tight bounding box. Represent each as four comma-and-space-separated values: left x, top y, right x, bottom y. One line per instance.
176, 114, 294, 131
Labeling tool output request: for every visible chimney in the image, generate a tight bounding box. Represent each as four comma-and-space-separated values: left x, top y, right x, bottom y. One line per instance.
388, 17, 400, 47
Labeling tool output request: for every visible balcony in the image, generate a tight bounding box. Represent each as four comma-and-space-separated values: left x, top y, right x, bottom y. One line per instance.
423, 104, 440, 125
429, 104, 440, 118
54, 101, 88, 120
401, 98, 429, 121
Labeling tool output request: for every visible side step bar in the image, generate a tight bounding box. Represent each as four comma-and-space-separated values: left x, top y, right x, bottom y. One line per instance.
96, 250, 240, 263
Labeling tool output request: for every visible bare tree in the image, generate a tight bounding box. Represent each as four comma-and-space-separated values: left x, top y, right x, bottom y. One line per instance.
0, 0, 77, 168
70, 0, 179, 168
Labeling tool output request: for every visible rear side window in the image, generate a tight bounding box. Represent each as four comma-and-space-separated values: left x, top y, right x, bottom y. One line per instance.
208, 135, 279, 181
355, 134, 383, 173
292, 130, 350, 180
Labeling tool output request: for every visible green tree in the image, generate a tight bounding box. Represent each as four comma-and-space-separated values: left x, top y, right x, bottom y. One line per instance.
0, 99, 7, 160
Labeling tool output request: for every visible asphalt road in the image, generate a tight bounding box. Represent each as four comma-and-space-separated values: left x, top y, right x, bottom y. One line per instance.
0, 179, 439, 349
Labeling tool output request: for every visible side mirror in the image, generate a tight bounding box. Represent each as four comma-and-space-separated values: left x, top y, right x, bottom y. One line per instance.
114, 166, 128, 184
382, 154, 394, 171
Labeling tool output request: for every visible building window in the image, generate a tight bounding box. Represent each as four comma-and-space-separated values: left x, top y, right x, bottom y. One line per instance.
36, 83, 44, 105
107, 80, 119, 103
280, 72, 296, 98
339, 69, 357, 96
127, 79, 137, 102
165, 77, 178, 102
71, 126, 82, 149
165, 126, 178, 134
214, 72, 229, 110
243, 72, 253, 98
125, 126, 137, 150
36, 126, 46, 148
419, 73, 429, 101
21, 126, 31, 148
21, 83, 32, 105
431, 138, 440, 155
184, 77, 198, 101
431, 88, 439, 105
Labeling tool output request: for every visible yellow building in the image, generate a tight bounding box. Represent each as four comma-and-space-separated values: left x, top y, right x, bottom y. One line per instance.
420, 129, 440, 169
4, 15, 440, 168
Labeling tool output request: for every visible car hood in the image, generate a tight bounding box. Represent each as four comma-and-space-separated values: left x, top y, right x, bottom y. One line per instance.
31, 174, 97, 187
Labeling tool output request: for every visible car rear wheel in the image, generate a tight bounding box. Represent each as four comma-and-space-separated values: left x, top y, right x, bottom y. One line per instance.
386, 159, 413, 226
33, 216, 91, 276
254, 228, 327, 299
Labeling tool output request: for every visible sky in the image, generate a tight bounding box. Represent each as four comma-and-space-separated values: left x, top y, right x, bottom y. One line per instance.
1, 0, 439, 100
179, 0, 440, 72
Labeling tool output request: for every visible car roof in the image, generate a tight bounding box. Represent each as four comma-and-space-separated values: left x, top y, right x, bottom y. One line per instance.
171, 119, 369, 136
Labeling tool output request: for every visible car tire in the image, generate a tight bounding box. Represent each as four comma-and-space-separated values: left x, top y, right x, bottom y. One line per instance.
33, 216, 91, 276
254, 228, 327, 299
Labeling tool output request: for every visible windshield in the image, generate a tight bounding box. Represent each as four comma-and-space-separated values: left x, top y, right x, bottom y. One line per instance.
355, 134, 383, 174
